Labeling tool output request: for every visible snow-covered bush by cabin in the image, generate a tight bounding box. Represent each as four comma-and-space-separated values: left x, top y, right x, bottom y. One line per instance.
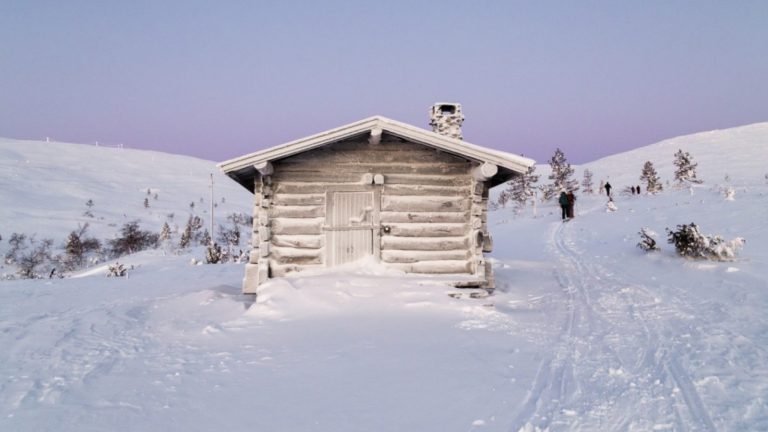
637, 228, 659, 252
205, 243, 225, 264
106, 262, 127, 277
666, 223, 745, 260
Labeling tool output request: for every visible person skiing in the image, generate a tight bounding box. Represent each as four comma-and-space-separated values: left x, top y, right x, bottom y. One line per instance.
558, 190, 569, 220
605, 181, 612, 197
566, 190, 576, 218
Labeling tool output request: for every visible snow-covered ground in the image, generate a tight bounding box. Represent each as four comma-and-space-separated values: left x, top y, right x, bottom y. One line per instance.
1, 124, 767, 431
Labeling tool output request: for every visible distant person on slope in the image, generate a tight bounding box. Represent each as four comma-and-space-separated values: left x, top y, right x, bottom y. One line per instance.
559, 190, 569, 220
605, 181, 612, 197
566, 190, 576, 219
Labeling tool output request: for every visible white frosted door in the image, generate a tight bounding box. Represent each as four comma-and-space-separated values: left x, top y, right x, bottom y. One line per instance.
328, 192, 374, 266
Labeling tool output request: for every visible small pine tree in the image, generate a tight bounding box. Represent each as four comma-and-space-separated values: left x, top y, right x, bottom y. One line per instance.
673, 149, 702, 185
160, 222, 172, 241
545, 148, 579, 200
581, 169, 594, 194
500, 165, 539, 210
205, 243, 224, 264
84, 199, 95, 218
143, 197, 150, 208
640, 161, 663, 194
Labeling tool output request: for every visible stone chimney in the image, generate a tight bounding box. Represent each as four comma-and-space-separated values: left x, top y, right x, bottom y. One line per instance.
429, 102, 464, 140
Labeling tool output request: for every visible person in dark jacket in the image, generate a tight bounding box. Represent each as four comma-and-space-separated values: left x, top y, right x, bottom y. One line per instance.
605, 181, 612, 197
566, 190, 576, 218
558, 190, 569, 220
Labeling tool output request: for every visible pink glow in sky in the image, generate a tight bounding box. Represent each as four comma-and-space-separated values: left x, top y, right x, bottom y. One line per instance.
1, 1, 766, 164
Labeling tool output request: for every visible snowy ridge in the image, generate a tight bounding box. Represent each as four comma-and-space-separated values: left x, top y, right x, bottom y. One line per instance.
0, 137, 252, 240
582, 122, 768, 187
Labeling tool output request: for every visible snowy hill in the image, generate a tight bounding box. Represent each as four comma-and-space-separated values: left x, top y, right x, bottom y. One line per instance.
1, 125, 767, 431
0, 137, 252, 242
582, 122, 768, 188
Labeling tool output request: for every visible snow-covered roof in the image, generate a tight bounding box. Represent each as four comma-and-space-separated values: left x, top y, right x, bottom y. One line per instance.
218, 116, 535, 190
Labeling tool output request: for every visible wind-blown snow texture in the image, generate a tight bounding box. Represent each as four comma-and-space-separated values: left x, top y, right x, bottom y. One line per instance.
1, 124, 767, 431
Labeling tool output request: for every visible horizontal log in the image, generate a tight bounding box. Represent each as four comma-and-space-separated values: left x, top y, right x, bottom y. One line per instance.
381, 196, 470, 212
381, 236, 468, 251
381, 249, 470, 263
386, 260, 472, 274
271, 205, 325, 218
271, 247, 323, 265
271, 234, 323, 249
379, 211, 468, 223
271, 217, 324, 235
381, 174, 472, 186
272, 172, 386, 184
382, 184, 469, 197
270, 263, 324, 278
275, 161, 470, 175
387, 223, 468, 237
274, 182, 373, 194
272, 193, 325, 206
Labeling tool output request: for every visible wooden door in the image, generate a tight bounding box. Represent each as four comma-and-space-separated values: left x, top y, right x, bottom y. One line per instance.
326, 191, 376, 266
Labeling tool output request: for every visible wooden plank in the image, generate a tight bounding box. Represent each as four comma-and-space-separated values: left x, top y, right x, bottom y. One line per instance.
275, 161, 470, 175
271, 205, 325, 218
271, 217, 324, 235
271, 234, 323, 249
381, 236, 468, 251
381, 195, 470, 212
387, 223, 468, 237
379, 211, 468, 223
381, 249, 470, 263
272, 193, 325, 206
382, 184, 469, 197
386, 260, 472, 274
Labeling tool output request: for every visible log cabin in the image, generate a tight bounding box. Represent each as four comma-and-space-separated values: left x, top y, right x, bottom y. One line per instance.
219, 103, 535, 293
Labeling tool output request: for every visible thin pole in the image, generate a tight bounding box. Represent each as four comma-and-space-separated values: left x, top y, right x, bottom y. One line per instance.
210, 173, 215, 245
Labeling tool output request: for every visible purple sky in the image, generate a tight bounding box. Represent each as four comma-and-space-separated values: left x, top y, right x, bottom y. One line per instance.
1, 1, 766, 164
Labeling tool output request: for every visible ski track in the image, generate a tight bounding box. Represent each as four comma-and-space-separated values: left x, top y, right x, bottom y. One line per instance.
509, 220, 722, 432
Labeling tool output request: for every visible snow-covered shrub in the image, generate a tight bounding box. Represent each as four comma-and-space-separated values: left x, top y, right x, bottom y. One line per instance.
17, 238, 54, 279
666, 223, 745, 260
61, 223, 101, 271
4, 233, 28, 264
109, 221, 159, 257
106, 262, 127, 277
724, 187, 735, 201
205, 242, 225, 264
637, 228, 659, 252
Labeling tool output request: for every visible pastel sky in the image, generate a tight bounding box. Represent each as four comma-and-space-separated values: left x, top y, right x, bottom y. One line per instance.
1, 0, 766, 164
